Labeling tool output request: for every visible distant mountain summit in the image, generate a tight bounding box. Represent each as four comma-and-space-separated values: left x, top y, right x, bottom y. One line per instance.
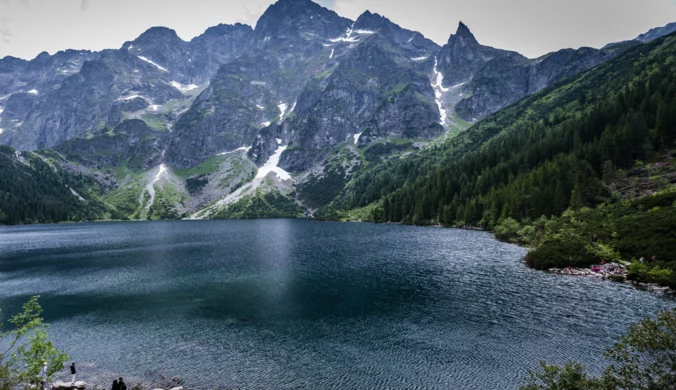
453, 21, 479, 45
636, 22, 676, 42
437, 22, 524, 87
254, 0, 351, 41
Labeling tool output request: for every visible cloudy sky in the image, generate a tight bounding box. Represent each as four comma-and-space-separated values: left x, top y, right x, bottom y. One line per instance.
0, 0, 674, 60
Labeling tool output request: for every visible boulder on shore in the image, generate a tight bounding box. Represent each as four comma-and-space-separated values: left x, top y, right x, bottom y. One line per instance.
53, 381, 86, 390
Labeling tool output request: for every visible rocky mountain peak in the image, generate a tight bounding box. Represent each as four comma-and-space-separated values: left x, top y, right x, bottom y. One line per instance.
132, 26, 183, 45
635, 22, 676, 43
254, 0, 351, 41
33, 51, 52, 62
0, 56, 27, 74
354, 10, 386, 28
352, 10, 439, 53
196, 23, 252, 40
450, 21, 478, 45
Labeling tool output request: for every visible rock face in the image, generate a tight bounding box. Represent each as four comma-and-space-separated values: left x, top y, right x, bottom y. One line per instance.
54, 119, 166, 171
0, 23, 252, 151
352, 11, 439, 56
436, 22, 629, 121
436, 22, 525, 88
635, 21, 676, 43
279, 35, 442, 171
455, 46, 617, 120
53, 381, 87, 390
0, 50, 99, 98
167, 0, 353, 168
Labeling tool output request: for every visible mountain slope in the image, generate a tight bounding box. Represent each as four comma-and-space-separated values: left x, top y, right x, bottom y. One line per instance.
0, 23, 252, 151
278, 34, 442, 172
0, 145, 108, 224
167, 0, 353, 168
636, 21, 676, 42
434, 22, 638, 122
323, 33, 676, 227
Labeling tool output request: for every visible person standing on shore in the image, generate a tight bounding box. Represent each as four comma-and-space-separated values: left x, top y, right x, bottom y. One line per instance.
39, 360, 47, 384
118, 377, 127, 390
111, 379, 120, 390
70, 363, 76, 383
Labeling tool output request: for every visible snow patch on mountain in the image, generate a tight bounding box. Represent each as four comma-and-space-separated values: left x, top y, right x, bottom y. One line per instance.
117, 94, 147, 102
68, 186, 85, 201
353, 132, 363, 145
141, 163, 167, 211
170, 81, 199, 93
278, 102, 288, 122
218, 146, 250, 156
329, 23, 371, 43
432, 57, 450, 125
138, 56, 168, 72
255, 144, 291, 181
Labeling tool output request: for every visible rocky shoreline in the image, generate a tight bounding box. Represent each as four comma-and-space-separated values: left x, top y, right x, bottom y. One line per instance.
548, 263, 675, 296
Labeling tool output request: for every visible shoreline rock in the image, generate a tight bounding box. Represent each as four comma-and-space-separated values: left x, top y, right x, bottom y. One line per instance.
53, 381, 87, 390
547, 264, 675, 296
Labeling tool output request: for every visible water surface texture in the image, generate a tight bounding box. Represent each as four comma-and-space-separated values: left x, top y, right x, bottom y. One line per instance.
0, 220, 673, 389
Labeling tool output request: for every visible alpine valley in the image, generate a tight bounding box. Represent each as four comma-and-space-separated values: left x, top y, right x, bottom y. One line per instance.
0, 0, 674, 227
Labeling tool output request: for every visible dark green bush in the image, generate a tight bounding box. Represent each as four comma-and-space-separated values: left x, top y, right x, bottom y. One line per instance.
608, 274, 626, 283
525, 240, 599, 270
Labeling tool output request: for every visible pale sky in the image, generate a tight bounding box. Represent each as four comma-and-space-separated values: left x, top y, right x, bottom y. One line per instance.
0, 0, 674, 60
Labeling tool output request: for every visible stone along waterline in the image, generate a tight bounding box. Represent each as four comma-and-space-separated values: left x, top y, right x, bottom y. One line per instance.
0, 220, 673, 389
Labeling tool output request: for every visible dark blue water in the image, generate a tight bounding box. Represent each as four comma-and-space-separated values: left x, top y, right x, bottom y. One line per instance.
0, 220, 673, 389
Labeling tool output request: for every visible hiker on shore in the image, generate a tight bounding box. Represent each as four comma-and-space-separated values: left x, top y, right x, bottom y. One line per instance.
118, 377, 127, 390
640, 256, 645, 264
39, 360, 47, 383
651, 255, 657, 262
111, 379, 120, 390
70, 363, 76, 383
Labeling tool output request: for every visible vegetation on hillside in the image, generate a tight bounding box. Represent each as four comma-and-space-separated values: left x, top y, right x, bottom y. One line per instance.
212, 189, 303, 219
363, 34, 676, 227
0, 146, 107, 225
